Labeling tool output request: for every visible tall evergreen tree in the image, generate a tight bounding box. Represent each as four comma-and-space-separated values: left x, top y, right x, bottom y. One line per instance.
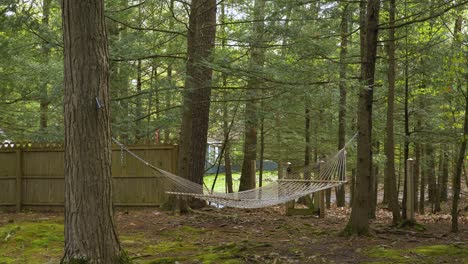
62, 0, 122, 262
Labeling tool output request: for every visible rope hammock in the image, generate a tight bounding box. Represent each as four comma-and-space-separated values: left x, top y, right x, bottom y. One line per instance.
112, 133, 356, 209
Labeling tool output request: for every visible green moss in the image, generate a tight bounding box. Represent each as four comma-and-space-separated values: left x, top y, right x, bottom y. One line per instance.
366, 246, 405, 261
363, 244, 468, 264
142, 241, 264, 264
146, 241, 198, 254
117, 250, 133, 264
147, 256, 185, 264
159, 225, 206, 239
412, 244, 468, 257
0, 221, 64, 263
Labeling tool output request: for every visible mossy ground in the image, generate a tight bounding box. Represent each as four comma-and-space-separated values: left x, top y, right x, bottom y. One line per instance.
0, 220, 63, 263
0, 206, 466, 264
363, 244, 468, 264
0, 220, 262, 264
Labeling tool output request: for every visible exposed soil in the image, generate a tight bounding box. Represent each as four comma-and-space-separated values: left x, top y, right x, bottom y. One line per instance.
0, 201, 466, 263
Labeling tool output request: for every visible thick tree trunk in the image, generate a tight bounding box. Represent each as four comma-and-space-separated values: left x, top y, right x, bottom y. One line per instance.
344, 0, 380, 236
239, 0, 265, 191
62, 0, 121, 262
177, 0, 217, 206
384, 0, 401, 225
336, 3, 349, 207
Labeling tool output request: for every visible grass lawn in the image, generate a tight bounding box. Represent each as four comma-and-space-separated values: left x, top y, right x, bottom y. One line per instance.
203, 171, 278, 193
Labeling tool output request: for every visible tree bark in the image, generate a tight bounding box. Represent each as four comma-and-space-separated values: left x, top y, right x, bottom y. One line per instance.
62, 0, 121, 262
344, 0, 380, 236
419, 145, 426, 214
427, 145, 436, 207
451, 11, 465, 233
135, 59, 143, 142
177, 0, 217, 207
414, 141, 421, 211
384, 0, 401, 225
452, 79, 467, 232
39, 0, 51, 132
239, 0, 265, 191
402, 43, 410, 220
305, 95, 312, 177
224, 105, 234, 193
369, 141, 379, 219
336, 2, 349, 207
440, 151, 449, 201
164, 0, 175, 143
220, 2, 233, 193
259, 111, 265, 187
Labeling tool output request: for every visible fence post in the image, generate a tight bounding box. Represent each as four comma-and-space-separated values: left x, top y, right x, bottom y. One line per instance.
406, 158, 415, 222
15, 148, 23, 211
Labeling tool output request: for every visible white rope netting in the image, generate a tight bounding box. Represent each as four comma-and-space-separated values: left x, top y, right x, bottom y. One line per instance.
112, 134, 356, 209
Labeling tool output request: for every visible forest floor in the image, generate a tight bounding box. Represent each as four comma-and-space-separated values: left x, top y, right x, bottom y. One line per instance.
0, 200, 467, 264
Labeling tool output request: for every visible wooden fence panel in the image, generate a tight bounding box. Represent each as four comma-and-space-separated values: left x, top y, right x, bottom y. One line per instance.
0, 144, 177, 210
23, 150, 64, 177
0, 151, 17, 206
0, 152, 16, 176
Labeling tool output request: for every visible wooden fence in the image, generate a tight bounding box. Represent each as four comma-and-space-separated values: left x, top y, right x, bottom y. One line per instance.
0, 143, 178, 211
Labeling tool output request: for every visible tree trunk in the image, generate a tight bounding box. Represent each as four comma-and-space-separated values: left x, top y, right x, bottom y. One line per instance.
451, 12, 465, 232
305, 95, 312, 177
369, 140, 379, 219
259, 111, 265, 187
344, 0, 380, 236
177, 0, 217, 208
384, 0, 401, 225
434, 150, 443, 212
402, 47, 410, 220
452, 79, 467, 232
414, 141, 421, 211
440, 151, 449, 201
239, 0, 265, 191
39, 0, 51, 132
427, 145, 436, 207
350, 168, 356, 206
135, 59, 143, 142
62, 0, 121, 262
336, 3, 349, 208
220, 2, 233, 194
224, 122, 234, 193
419, 145, 426, 214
